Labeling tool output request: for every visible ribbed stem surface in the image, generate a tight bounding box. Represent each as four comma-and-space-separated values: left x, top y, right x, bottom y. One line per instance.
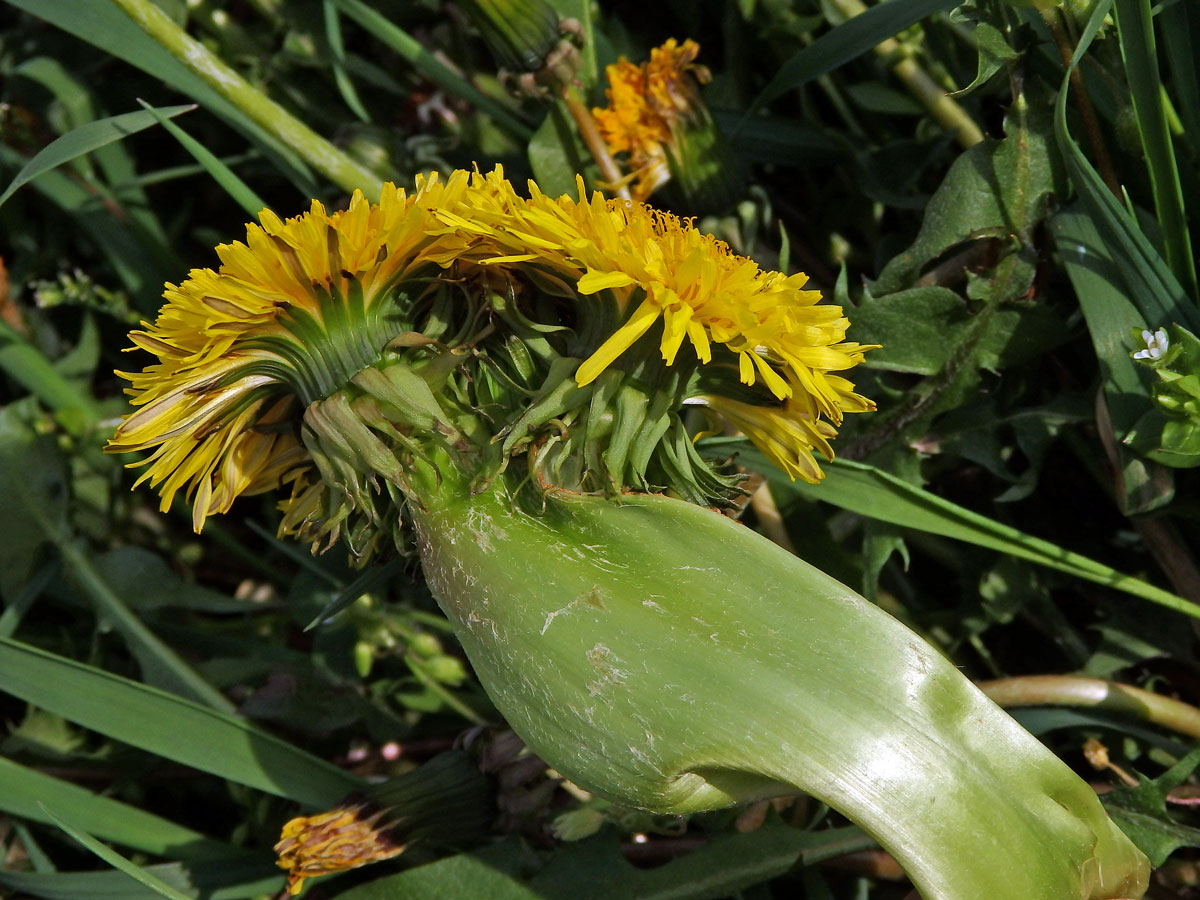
412, 476, 1148, 900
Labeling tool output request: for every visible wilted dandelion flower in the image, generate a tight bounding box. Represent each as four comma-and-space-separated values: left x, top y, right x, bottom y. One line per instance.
592, 39, 740, 211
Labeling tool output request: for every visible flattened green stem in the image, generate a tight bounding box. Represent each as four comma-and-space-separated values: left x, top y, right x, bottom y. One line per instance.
413, 473, 1148, 900
108, 0, 383, 195
981, 675, 1200, 741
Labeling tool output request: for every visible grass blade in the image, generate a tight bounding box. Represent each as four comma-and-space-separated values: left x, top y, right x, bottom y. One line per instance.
1113, 0, 1196, 299
323, 0, 372, 123
3, 0, 318, 192
135, 100, 266, 218
0, 860, 282, 900
0, 637, 364, 807
0, 104, 194, 209
39, 806, 201, 900
1053, 0, 1200, 335
741, 0, 959, 122
1161, 0, 1200, 162
751, 451, 1200, 620
0, 757, 232, 860
330, 0, 533, 140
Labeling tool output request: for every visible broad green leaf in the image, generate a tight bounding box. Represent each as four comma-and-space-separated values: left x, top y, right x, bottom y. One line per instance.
0, 757, 231, 860
1103, 748, 1200, 865
751, 452, 1200, 620
1113, 0, 1196, 299
134, 100, 265, 218
0, 860, 282, 900
953, 20, 1019, 96
741, 0, 959, 121
0, 637, 364, 807
873, 95, 1060, 294
0, 104, 194, 209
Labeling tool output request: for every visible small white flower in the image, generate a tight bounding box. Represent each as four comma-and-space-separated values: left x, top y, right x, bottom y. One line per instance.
1133, 327, 1169, 360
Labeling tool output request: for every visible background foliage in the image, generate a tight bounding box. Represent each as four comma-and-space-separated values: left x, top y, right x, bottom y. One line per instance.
3, 0, 1200, 897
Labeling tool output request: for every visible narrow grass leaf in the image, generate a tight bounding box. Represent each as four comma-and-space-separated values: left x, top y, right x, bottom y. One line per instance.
0, 104, 194, 209
0, 321, 99, 428
1053, 0, 1200, 335
135, 100, 266, 218
741, 0, 959, 122
0, 757, 231, 860
3, 0, 317, 194
1161, 0, 1200, 162
323, 0, 372, 123
0, 861, 282, 900
0, 637, 364, 807
38, 805, 195, 900
750, 451, 1200, 620
1113, 0, 1196, 298
330, 0, 533, 139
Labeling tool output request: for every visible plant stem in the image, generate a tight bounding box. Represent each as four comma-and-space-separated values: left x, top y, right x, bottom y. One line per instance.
560, 85, 632, 200
980, 675, 1200, 741
108, 0, 383, 196
826, 0, 983, 148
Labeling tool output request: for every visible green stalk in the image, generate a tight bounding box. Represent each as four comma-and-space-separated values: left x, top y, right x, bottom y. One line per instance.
411, 469, 1148, 900
107, 0, 383, 195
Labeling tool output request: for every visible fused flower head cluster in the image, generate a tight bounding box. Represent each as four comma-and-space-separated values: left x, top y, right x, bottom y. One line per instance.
592, 38, 710, 202
110, 166, 873, 530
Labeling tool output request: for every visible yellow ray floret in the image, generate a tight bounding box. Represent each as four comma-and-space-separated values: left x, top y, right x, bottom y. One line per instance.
109, 165, 872, 528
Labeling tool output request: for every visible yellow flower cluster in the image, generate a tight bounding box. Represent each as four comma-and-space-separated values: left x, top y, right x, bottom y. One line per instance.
110, 166, 872, 527
592, 38, 709, 201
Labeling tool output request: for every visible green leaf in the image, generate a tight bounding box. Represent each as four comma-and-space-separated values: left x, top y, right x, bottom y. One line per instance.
1113, 0, 1196, 299
0, 403, 69, 601
0, 636, 364, 807
0, 756, 231, 860
329, 0, 533, 140
953, 20, 1019, 96
0, 860, 282, 900
0, 104, 194, 209
752, 453, 1200, 620
1104, 747, 1200, 865
334, 825, 876, 900
134, 100, 265, 218
528, 105, 597, 199
741, 0, 960, 121
1052, 0, 1200, 336
39, 806, 197, 900
3, 0, 317, 194
873, 95, 1060, 294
